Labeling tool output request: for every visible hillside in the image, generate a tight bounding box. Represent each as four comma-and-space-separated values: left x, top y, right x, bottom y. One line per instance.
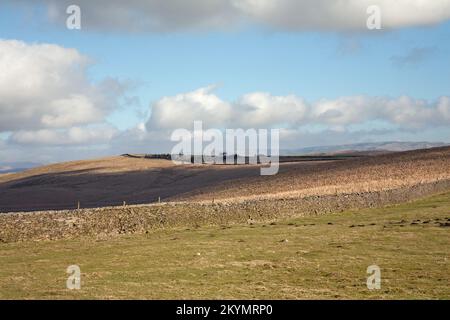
282, 141, 448, 155
0, 147, 449, 299
0, 147, 449, 213
175, 146, 450, 202
0, 156, 260, 212
1, 192, 449, 299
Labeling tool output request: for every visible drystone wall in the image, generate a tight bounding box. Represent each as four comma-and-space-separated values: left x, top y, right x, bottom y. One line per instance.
0, 179, 449, 242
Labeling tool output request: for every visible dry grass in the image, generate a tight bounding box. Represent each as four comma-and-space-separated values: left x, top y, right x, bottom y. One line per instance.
1, 147, 449, 212
0, 156, 177, 184
0, 191, 449, 299
178, 147, 450, 202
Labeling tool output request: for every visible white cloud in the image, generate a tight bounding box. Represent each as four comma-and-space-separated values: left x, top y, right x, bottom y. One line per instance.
309, 95, 450, 129
0, 39, 124, 132
437, 96, 450, 120
146, 86, 450, 131
236, 93, 308, 128
146, 87, 309, 130
9, 125, 118, 146
40, 95, 103, 128
3, 84, 450, 163
235, 0, 450, 31
8, 0, 450, 32
312, 96, 377, 125
146, 86, 233, 130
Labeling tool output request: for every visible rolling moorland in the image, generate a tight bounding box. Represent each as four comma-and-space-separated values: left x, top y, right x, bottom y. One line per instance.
0, 146, 449, 212
0, 146, 449, 298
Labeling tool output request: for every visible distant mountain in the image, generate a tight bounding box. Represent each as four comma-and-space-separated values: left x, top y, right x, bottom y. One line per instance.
0, 162, 41, 174
282, 141, 449, 155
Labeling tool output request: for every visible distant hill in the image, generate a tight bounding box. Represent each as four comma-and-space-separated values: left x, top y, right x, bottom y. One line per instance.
282, 141, 449, 155
0, 146, 449, 212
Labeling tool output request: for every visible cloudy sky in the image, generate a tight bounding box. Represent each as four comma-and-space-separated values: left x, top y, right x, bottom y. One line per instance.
1, 0, 450, 164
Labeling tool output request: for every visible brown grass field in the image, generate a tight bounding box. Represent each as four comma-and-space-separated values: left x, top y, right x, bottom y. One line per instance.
0, 146, 449, 212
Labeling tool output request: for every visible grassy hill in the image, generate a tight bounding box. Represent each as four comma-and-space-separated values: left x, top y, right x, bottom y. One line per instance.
0, 146, 449, 212
0, 191, 449, 299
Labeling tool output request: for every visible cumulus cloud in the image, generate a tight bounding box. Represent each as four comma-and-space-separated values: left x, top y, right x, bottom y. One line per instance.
8, 0, 450, 32
146, 86, 308, 130
147, 86, 233, 130
0, 39, 126, 134
3, 82, 450, 162
146, 86, 307, 130
236, 93, 308, 128
145, 86, 450, 131
312, 95, 450, 130
9, 125, 118, 146
0, 38, 138, 159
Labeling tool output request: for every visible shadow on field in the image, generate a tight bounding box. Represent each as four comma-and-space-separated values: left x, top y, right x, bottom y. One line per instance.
0, 165, 262, 212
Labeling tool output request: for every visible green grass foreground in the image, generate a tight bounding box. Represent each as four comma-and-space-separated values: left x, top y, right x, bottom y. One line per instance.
0, 192, 449, 299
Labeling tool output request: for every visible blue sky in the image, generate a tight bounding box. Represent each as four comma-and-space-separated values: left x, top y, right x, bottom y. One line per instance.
0, 1, 450, 163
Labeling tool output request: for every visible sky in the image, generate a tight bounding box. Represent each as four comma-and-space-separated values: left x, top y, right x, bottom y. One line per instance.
0, 0, 450, 164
